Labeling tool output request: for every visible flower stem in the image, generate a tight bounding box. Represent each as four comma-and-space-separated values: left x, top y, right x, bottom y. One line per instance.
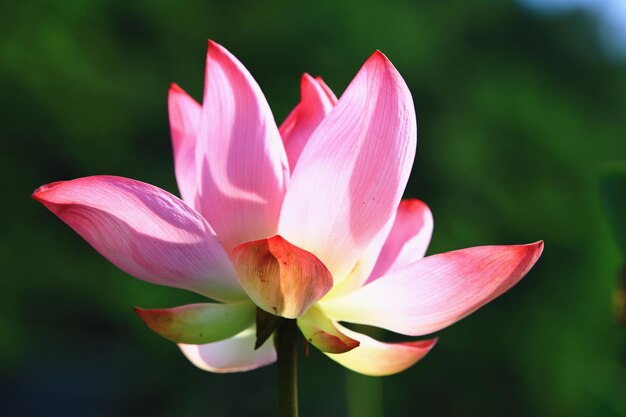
276, 319, 298, 417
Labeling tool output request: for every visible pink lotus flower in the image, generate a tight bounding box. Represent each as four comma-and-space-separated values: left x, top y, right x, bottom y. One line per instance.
33, 41, 543, 376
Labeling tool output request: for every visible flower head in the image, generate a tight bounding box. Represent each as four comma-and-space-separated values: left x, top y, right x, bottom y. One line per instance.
33, 41, 543, 376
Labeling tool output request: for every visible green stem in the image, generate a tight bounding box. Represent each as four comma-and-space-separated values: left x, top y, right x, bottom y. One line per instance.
276, 319, 298, 417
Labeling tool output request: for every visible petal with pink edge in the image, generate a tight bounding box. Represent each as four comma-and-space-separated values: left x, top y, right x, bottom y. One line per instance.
279, 74, 335, 171
297, 305, 359, 354
325, 324, 437, 376
367, 199, 433, 283
193, 41, 288, 253
279, 51, 417, 283
321, 242, 544, 336
315, 76, 338, 104
232, 236, 333, 318
169, 83, 201, 205
179, 326, 276, 373
32, 176, 245, 302
134, 301, 255, 344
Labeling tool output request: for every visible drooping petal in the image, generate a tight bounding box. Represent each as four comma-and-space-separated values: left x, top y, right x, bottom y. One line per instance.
325, 324, 437, 376
297, 305, 359, 354
32, 176, 245, 301
134, 301, 255, 344
367, 199, 433, 283
232, 235, 333, 318
279, 74, 335, 171
179, 326, 276, 373
168, 83, 201, 205
193, 40, 288, 253
321, 242, 544, 336
279, 51, 417, 283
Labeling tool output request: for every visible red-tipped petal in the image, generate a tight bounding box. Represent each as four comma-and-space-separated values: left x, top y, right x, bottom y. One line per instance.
297, 305, 359, 354
325, 323, 437, 376
134, 302, 255, 344
321, 242, 544, 336
279, 73, 336, 171
32, 176, 245, 301
279, 51, 417, 284
232, 235, 333, 318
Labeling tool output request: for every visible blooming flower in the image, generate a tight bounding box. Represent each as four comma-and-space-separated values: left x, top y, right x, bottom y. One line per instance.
32, 41, 543, 376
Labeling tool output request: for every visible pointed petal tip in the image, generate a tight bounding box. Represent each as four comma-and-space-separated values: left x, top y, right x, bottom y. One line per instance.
32, 181, 65, 201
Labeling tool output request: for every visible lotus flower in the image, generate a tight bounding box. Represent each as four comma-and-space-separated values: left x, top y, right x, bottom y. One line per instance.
32, 41, 543, 376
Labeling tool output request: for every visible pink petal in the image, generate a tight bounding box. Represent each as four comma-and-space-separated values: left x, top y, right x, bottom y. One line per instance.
32, 176, 245, 301
193, 41, 288, 253
297, 305, 359, 354
325, 323, 437, 376
315, 76, 338, 104
232, 235, 333, 318
134, 301, 255, 344
168, 83, 201, 205
367, 199, 433, 283
321, 242, 544, 336
279, 74, 335, 171
179, 326, 276, 373
279, 51, 417, 283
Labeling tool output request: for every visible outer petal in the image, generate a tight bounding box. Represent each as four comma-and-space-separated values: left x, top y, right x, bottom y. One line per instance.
279, 51, 417, 283
325, 324, 437, 376
367, 199, 433, 283
194, 41, 289, 253
134, 301, 255, 344
232, 236, 333, 318
297, 305, 359, 354
279, 74, 335, 171
32, 176, 245, 301
321, 242, 544, 336
179, 326, 276, 373
169, 83, 201, 205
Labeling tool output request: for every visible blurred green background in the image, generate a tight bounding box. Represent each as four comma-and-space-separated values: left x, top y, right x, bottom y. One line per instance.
1, 0, 625, 416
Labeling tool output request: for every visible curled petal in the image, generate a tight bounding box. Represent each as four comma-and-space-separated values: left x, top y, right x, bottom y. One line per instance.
232, 236, 333, 318
168, 83, 201, 205
367, 199, 433, 283
134, 302, 255, 344
194, 40, 288, 253
179, 326, 276, 373
279, 74, 336, 171
325, 324, 437, 376
297, 305, 359, 354
32, 176, 245, 301
321, 242, 544, 336
279, 51, 417, 284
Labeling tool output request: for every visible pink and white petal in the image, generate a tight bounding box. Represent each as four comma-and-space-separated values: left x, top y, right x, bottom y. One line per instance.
194, 41, 288, 253
32, 176, 245, 302
297, 305, 359, 354
168, 83, 201, 205
321, 242, 544, 336
279, 51, 417, 283
279, 74, 335, 171
179, 326, 276, 373
367, 199, 433, 283
134, 301, 256, 344
232, 235, 333, 318
315, 76, 338, 104
325, 324, 437, 376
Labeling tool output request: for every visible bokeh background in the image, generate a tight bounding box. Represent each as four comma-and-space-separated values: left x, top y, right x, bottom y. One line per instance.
1, 0, 625, 416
